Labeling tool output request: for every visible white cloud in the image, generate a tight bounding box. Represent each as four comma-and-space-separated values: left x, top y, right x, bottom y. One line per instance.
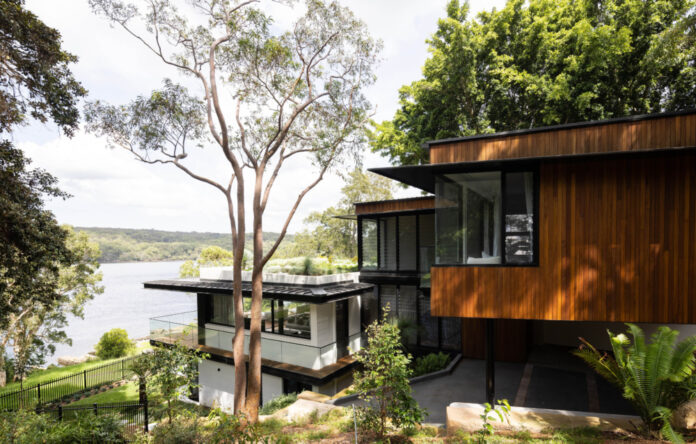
19, 0, 505, 233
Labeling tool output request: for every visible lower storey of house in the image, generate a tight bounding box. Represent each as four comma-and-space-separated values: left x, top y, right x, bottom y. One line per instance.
197, 359, 353, 412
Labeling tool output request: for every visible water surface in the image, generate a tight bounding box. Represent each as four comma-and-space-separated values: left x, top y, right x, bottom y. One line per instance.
51, 261, 195, 363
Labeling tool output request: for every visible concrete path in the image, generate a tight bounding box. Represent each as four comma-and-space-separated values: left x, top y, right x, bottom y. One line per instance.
411, 358, 524, 424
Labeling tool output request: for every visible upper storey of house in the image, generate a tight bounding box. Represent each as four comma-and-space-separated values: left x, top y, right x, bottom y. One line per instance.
359, 110, 696, 324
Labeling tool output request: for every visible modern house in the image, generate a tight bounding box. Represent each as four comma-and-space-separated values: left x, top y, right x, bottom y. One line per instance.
145, 269, 371, 410
361, 109, 696, 406
145, 109, 696, 413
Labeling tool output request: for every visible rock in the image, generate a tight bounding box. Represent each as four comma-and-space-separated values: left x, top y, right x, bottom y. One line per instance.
57, 356, 89, 366
273, 399, 338, 422
673, 400, 696, 430
446, 402, 640, 434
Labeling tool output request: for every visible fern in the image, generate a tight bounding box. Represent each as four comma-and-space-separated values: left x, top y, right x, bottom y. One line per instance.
574, 324, 696, 443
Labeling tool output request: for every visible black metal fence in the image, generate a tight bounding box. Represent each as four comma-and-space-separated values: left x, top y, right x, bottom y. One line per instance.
0, 356, 137, 411
38, 401, 149, 434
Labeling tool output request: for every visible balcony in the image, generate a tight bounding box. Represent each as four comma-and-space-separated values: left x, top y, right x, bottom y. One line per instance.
149, 311, 360, 371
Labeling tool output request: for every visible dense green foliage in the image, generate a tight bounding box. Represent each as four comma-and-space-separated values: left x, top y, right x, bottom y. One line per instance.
411, 352, 451, 378
280, 169, 394, 259
132, 342, 207, 423
77, 227, 291, 263
371, 0, 696, 165
354, 310, 426, 441
0, 0, 85, 384
0, 143, 72, 331
259, 393, 298, 416
0, 409, 126, 444
575, 324, 696, 442
95, 328, 135, 360
0, 0, 86, 134
3, 226, 103, 382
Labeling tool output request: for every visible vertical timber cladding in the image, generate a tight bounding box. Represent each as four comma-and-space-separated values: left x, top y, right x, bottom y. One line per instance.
428, 112, 696, 164
431, 151, 696, 323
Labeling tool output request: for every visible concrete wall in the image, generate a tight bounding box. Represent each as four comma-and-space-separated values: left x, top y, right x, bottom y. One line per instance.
198, 360, 288, 408
199, 360, 235, 413
533, 320, 696, 350
313, 372, 353, 396
262, 373, 284, 405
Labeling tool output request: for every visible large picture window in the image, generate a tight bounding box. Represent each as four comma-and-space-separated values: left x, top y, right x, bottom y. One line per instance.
360, 218, 378, 269
435, 169, 536, 266
209, 296, 311, 340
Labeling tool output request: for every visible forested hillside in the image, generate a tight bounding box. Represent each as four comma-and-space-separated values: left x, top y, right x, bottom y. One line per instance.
76, 227, 293, 263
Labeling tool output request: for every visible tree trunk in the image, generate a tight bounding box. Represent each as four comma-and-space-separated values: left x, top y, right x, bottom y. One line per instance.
0, 351, 5, 387
245, 172, 265, 421
228, 194, 248, 416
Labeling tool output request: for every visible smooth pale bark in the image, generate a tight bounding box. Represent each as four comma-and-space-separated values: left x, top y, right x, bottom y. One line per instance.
245, 170, 265, 418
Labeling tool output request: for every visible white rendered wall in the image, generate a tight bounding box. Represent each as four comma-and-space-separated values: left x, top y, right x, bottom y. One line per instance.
199, 360, 235, 413
348, 297, 361, 336
262, 374, 284, 405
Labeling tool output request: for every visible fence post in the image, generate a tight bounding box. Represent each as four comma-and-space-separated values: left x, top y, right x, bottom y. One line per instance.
83, 370, 87, 390
143, 390, 149, 433
93, 403, 98, 416
58, 405, 63, 422
36, 383, 41, 406
121, 359, 125, 379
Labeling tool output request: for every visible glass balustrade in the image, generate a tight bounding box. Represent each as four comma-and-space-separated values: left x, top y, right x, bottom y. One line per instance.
149, 311, 361, 370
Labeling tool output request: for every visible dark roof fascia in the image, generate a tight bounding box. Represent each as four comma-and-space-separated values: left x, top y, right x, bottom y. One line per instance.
369, 145, 696, 193
422, 108, 696, 150
143, 279, 374, 304
353, 195, 434, 207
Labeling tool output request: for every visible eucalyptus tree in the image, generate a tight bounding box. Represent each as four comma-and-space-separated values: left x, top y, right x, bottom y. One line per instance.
85, 0, 379, 420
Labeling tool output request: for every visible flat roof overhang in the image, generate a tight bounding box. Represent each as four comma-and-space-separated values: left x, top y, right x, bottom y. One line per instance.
369, 157, 540, 193
144, 278, 374, 304
369, 146, 696, 193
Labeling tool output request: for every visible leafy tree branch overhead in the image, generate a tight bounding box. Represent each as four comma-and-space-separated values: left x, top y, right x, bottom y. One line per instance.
85, 0, 380, 420
371, 0, 696, 165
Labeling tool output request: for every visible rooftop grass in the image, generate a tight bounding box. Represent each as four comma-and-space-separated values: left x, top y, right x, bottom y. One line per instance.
261, 257, 357, 276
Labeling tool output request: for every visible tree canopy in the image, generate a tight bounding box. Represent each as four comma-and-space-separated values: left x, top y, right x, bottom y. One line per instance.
371, 0, 696, 165
0, 0, 86, 135
284, 168, 393, 258
0, 0, 86, 330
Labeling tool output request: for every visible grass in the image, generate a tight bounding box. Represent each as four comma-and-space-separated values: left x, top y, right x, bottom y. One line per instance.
259, 392, 297, 415
68, 380, 140, 406
0, 341, 151, 396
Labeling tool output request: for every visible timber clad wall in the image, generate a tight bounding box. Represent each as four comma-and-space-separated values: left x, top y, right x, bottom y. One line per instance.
354, 196, 434, 215
429, 113, 696, 164
431, 151, 696, 323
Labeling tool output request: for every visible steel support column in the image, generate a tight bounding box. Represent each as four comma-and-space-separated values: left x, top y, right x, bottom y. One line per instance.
485, 318, 495, 404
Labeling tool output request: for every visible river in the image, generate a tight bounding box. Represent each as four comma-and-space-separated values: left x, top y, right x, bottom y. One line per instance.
50, 261, 196, 364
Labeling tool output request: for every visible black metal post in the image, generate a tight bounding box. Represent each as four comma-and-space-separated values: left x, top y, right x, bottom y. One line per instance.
93, 403, 98, 416
83, 370, 87, 390
485, 318, 495, 404
143, 390, 149, 433
36, 383, 41, 406
58, 405, 63, 422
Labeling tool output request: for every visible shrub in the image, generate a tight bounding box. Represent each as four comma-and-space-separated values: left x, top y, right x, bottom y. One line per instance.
353, 308, 426, 441
95, 328, 135, 359
0, 409, 127, 443
259, 392, 298, 415
412, 352, 450, 377
575, 324, 696, 443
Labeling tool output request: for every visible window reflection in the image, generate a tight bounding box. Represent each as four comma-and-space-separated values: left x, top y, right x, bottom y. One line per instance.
209, 296, 311, 340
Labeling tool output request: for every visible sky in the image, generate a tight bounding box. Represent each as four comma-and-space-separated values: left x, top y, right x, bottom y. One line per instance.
16, 0, 505, 234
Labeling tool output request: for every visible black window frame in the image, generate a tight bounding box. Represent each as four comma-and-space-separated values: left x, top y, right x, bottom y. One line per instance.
206, 295, 312, 340
433, 165, 540, 268
358, 210, 436, 273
